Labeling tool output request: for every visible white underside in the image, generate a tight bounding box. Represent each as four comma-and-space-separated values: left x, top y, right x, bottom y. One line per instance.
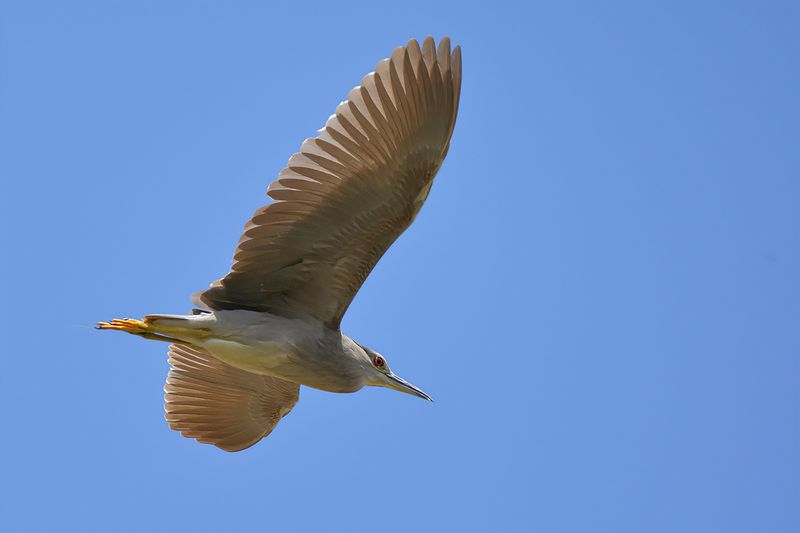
199, 338, 292, 375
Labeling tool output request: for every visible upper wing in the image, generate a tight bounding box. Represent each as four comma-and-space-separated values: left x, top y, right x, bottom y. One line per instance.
195, 37, 462, 328
164, 343, 299, 452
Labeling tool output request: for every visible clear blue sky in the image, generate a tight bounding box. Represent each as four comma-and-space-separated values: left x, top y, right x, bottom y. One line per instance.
1, 1, 798, 532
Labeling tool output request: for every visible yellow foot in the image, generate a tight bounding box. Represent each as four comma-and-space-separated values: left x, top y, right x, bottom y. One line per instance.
96, 318, 150, 334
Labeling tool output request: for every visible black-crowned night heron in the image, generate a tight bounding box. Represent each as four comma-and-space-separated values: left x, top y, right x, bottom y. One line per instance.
98, 37, 461, 451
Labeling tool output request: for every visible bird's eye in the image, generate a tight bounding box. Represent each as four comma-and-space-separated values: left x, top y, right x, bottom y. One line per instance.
373, 356, 385, 368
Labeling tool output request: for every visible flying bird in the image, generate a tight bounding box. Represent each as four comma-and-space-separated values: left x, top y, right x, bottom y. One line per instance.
98, 37, 461, 451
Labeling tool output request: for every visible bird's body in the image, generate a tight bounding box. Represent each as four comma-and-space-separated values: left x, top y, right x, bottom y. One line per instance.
145, 310, 371, 393
98, 36, 461, 451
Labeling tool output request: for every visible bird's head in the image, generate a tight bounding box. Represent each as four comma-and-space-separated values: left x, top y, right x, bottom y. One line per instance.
358, 344, 432, 401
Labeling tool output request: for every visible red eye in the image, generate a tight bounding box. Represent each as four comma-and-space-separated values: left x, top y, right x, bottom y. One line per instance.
373, 356, 385, 368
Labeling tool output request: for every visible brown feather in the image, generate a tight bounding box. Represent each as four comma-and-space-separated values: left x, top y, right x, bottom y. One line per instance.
164, 344, 299, 452
196, 37, 462, 328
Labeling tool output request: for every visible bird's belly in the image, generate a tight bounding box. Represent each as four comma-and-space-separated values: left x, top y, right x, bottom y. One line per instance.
200, 338, 291, 376
200, 339, 360, 393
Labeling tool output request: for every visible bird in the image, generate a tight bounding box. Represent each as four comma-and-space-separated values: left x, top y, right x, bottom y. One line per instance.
98, 36, 462, 452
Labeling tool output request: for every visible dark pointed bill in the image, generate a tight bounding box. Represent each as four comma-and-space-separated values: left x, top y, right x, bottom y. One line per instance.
386, 373, 433, 402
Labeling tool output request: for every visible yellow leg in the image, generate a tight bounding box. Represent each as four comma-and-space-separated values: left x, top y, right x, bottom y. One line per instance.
96, 318, 150, 334
96, 317, 189, 344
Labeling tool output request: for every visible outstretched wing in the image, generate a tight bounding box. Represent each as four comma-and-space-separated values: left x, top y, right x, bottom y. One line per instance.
164, 343, 299, 452
195, 37, 462, 328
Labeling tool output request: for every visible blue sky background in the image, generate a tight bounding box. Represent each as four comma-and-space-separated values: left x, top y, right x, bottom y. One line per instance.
1, 1, 798, 531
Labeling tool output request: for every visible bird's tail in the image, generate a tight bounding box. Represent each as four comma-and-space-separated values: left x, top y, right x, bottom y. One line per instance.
96, 314, 209, 344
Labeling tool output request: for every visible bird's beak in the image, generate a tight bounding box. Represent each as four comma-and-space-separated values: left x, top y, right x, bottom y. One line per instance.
385, 373, 433, 402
